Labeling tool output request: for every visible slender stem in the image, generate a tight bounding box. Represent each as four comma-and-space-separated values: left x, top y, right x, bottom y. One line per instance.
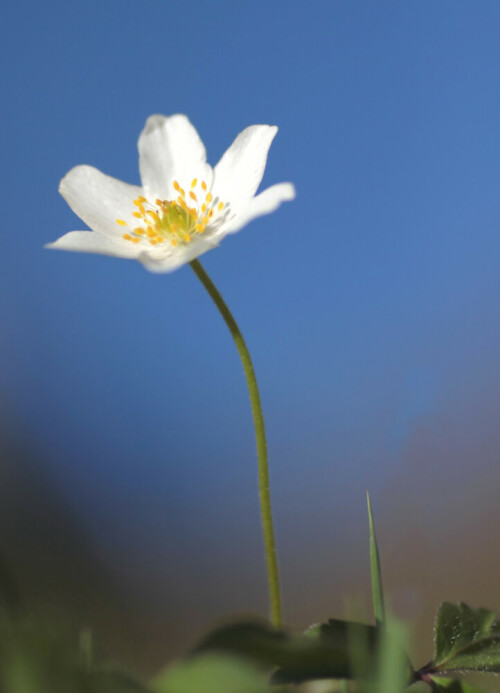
190, 259, 282, 628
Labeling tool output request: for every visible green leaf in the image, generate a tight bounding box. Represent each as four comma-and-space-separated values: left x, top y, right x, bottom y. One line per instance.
152, 654, 270, 693
430, 675, 487, 692
367, 491, 385, 626
433, 602, 500, 673
194, 618, 387, 684
194, 621, 290, 669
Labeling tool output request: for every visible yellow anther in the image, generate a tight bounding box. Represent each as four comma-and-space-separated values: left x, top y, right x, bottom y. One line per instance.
133, 211, 142, 219
208, 209, 214, 218
149, 239, 157, 246
137, 196, 147, 203
218, 202, 224, 211
134, 227, 145, 235
189, 191, 197, 202
155, 199, 163, 206
116, 219, 127, 226
195, 223, 204, 233
147, 210, 160, 222
172, 239, 178, 247
123, 233, 132, 241
185, 234, 191, 242
132, 237, 141, 244
206, 192, 213, 203
201, 181, 207, 191
191, 178, 197, 188
146, 227, 156, 237
173, 181, 185, 197
201, 203, 207, 212
156, 237, 165, 244
133, 199, 142, 207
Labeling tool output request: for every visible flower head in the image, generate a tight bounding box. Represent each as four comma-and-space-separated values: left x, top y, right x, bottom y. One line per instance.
48, 115, 295, 273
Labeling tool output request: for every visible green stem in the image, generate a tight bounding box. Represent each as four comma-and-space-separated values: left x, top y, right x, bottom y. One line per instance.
190, 259, 282, 628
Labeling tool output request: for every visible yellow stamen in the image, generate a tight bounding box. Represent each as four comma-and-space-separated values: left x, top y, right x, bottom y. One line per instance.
173, 180, 186, 197
120, 184, 226, 250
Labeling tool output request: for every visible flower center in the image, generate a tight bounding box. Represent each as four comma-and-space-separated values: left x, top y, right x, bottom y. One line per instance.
116, 178, 224, 248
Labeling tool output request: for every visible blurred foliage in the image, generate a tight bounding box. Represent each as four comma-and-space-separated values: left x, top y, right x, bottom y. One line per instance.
0, 496, 498, 692
0, 609, 149, 693
430, 677, 487, 693
152, 653, 270, 693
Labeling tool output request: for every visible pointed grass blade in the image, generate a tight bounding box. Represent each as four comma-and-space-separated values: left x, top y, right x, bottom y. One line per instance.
367, 491, 385, 626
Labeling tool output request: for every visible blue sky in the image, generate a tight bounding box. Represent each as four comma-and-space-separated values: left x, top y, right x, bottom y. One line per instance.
2, 0, 500, 664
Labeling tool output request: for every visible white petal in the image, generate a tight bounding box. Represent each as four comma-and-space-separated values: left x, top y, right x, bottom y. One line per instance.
212, 125, 278, 214
218, 182, 296, 236
138, 114, 212, 200
59, 165, 143, 238
140, 236, 219, 273
46, 231, 141, 259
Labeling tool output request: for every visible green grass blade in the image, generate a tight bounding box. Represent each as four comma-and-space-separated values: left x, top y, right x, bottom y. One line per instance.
377, 618, 410, 693
366, 491, 385, 626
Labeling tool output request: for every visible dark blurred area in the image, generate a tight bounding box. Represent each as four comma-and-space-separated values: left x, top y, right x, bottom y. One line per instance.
0, 400, 129, 655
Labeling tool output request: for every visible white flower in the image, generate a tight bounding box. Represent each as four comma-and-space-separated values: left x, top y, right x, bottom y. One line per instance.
48, 115, 296, 273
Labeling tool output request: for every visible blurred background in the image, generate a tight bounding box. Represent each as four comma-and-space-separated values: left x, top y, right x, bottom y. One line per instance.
1, 0, 500, 683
